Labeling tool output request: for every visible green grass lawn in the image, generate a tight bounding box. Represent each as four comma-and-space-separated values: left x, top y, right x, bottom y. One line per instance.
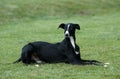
0, 0, 120, 79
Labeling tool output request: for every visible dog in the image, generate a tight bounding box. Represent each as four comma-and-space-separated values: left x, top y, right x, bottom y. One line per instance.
13, 23, 102, 65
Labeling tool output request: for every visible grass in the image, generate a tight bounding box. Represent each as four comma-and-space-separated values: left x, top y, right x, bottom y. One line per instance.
0, 0, 120, 79
0, 0, 120, 25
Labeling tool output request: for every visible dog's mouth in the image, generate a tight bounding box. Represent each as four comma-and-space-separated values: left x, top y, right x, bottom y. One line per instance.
65, 34, 69, 37
65, 34, 70, 38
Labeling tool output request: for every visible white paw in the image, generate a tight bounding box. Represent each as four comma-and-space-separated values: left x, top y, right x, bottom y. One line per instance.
104, 62, 110, 67
104, 62, 110, 65
35, 64, 39, 67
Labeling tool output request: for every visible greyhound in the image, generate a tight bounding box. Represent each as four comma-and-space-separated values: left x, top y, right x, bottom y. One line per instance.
13, 23, 102, 65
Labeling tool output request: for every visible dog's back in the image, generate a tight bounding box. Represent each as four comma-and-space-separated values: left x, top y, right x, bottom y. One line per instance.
29, 41, 68, 63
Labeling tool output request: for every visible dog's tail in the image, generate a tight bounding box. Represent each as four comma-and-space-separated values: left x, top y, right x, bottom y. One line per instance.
13, 43, 34, 64
13, 57, 21, 64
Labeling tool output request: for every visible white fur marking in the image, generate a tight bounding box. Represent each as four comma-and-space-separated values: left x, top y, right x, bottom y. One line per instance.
32, 56, 42, 64
36, 60, 42, 64
75, 51, 79, 54
65, 31, 69, 35
35, 64, 39, 67
70, 36, 79, 55
70, 36, 75, 48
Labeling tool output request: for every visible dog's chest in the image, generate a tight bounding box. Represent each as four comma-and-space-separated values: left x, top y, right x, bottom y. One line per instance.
70, 36, 75, 48
69, 37, 79, 55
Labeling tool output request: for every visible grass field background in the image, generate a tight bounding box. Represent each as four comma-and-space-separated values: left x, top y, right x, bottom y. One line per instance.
0, 0, 120, 79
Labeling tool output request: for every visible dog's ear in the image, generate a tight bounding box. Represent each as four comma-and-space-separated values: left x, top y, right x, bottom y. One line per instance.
58, 23, 65, 29
75, 24, 80, 30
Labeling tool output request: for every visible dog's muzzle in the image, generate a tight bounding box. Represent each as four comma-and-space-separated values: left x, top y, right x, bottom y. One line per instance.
65, 31, 70, 37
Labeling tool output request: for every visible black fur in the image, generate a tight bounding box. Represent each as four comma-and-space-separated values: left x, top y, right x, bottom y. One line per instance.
13, 23, 102, 65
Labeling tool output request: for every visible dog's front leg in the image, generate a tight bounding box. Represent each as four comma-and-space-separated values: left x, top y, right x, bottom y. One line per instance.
66, 53, 102, 65
70, 59, 102, 66
80, 59, 103, 66
66, 53, 84, 65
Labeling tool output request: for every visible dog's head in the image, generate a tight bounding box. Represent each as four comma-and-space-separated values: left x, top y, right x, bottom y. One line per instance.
58, 23, 80, 37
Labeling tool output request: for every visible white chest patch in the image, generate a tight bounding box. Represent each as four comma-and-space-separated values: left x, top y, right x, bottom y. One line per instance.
75, 51, 79, 54
70, 36, 79, 55
70, 36, 75, 48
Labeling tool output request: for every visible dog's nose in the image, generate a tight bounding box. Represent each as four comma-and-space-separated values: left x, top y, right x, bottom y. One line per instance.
65, 34, 69, 37
65, 33, 70, 37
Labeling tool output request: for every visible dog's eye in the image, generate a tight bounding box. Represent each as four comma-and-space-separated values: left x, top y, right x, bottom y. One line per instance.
69, 28, 74, 31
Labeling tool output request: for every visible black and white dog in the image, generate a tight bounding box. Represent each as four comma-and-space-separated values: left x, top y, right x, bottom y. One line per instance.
14, 23, 102, 65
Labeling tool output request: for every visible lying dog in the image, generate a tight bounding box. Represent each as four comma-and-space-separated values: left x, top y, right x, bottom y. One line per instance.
13, 23, 102, 65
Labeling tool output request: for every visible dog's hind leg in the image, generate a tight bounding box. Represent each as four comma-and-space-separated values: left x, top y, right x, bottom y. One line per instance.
21, 44, 35, 64
31, 53, 43, 64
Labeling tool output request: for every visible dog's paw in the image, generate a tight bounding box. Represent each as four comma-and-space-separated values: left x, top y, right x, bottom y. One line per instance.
35, 64, 39, 67
104, 62, 110, 67
90, 60, 103, 66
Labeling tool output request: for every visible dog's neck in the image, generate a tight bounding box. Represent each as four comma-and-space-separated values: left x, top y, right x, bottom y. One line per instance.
65, 35, 80, 55
65, 35, 76, 48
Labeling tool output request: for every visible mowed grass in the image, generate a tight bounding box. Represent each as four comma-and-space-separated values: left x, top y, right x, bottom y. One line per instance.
0, 0, 120, 79
0, 14, 120, 79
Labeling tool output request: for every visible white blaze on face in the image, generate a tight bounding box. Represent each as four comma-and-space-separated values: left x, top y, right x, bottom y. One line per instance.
65, 24, 70, 36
